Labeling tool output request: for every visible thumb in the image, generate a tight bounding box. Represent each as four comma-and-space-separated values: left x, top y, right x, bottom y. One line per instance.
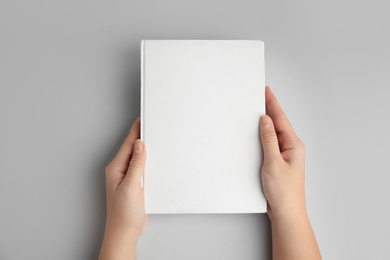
260, 115, 282, 162
122, 139, 146, 188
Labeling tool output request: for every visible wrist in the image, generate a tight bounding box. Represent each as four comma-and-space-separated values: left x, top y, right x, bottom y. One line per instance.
104, 222, 140, 246
99, 224, 139, 260
105, 215, 141, 242
267, 200, 308, 223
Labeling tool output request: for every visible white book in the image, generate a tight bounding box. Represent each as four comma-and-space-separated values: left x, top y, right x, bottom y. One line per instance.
141, 40, 267, 214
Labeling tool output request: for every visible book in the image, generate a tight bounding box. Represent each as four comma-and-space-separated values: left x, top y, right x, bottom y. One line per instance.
141, 40, 267, 214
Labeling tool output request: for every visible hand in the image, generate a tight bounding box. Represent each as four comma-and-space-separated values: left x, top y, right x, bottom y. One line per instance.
260, 87, 322, 260
99, 118, 148, 260
260, 87, 306, 219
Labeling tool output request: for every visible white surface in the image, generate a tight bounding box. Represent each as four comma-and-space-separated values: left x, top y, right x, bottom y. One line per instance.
142, 40, 266, 213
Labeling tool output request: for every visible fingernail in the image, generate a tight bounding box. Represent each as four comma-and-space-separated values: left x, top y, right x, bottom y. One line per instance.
261, 116, 272, 128
134, 139, 143, 153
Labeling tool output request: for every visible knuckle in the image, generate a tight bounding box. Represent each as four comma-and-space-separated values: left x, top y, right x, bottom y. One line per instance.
105, 163, 113, 174
105, 162, 124, 175
301, 142, 306, 152
296, 139, 305, 152
275, 112, 287, 121
262, 159, 282, 174
262, 132, 278, 144
129, 156, 144, 169
124, 136, 132, 145
268, 157, 282, 168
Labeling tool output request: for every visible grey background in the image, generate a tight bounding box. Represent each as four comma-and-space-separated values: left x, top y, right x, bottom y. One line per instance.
0, 0, 389, 259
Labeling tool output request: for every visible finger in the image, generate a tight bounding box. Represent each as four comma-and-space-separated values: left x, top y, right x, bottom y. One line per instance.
265, 86, 300, 151
259, 115, 283, 162
111, 118, 141, 171
122, 139, 146, 188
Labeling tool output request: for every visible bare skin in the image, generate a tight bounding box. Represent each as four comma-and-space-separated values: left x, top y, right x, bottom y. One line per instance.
99, 119, 147, 260
260, 86, 322, 260
99, 86, 322, 260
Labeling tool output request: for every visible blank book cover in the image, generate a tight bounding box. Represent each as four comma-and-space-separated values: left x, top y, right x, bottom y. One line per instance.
141, 40, 267, 214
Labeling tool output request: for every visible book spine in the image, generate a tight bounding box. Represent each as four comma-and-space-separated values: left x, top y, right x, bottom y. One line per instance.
140, 40, 145, 189
140, 40, 145, 142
